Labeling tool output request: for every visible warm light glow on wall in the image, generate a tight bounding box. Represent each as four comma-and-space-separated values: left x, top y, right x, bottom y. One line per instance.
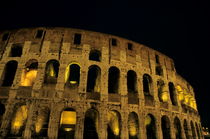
11, 105, 28, 135
35, 109, 49, 134
108, 111, 120, 136
145, 115, 151, 126
46, 63, 56, 77
20, 69, 37, 86
161, 91, 169, 102
60, 111, 76, 125
128, 114, 138, 137
176, 85, 184, 101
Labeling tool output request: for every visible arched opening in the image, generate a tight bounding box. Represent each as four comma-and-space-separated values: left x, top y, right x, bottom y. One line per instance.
0, 102, 5, 126
127, 70, 137, 93
89, 50, 101, 62
145, 114, 156, 139
32, 107, 50, 138
44, 60, 60, 84
1, 60, 18, 86
174, 117, 182, 139
195, 123, 200, 139
145, 114, 157, 139
143, 74, 152, 96
83, 109, 99, 139
20, 59, 38, 86
58, 108, 76, 139
8, 105, 28, 137
86, 65, 101, 93
183, 120, 190, 139
190, 121, 196, 139
65, 64, 80, 88
157, 80, 168, 102
108, 67, 120, 94
107, 110, 121, 139
169, 82, 178, 105
128, 112, 139, 139
161, 115, 171, 139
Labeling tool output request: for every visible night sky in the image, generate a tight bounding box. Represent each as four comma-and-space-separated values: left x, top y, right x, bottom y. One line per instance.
0, 0, 209, 129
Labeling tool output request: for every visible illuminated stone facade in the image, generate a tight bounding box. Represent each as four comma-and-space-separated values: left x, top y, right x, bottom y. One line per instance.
0, 27, 203, 139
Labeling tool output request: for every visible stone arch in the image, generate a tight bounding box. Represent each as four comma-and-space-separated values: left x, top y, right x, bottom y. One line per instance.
83, 109, 99, 139
145, 114, 157, 139
89, 49, 101, 62
65, 63, 80, 88
190, 121, 196, 139
143, 74, 153, 96
1, 60, 18, 86
0, 102, 5, 126
183, 119, 190, 139
128, 112, 139, 139
44, 59, 60, 84
20, 59, 38, 86
7, 105, 28, 137
195, 122, 201, 139
107, 110, 121, 139
32, 107, 50, 138
58, 108, 77, 139
169, 82, 178, 106
86, 65, 101, 93
127, 70, 138, 93
161, 115, 171, 139
108, 66, 120, 94
174, 117, 182, 139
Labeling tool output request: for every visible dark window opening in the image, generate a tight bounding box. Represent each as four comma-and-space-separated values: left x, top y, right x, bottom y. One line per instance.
191, 121, 196, 139
10, 44, 23, 57
127, 70, 137, 93
2, 33, 9, 41
66, 64, 80, 87
128, 43, 133, 50
89, 50, 101, 62
108, 67, 120, 94
184, 120, 190, 139
86, 65, 101, 93
143, 74, 152, 95
44, 60, 60, 84
161, 116, 171, 139
35, 30, 44, 38
83, 109, 99, 139
169, 82, 178, 106
156, 66, 163, 76
174, 117, 182, 139
146, 114, 157, 139
1, 61, 18, 86
155, 55, 160, 64
0, 103, 5, 125
111, 38, 117, 46
74, 33, 81, 45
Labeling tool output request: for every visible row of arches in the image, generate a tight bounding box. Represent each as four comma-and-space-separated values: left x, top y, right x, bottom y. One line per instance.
1, 60, 182, 105
1, 103, 202, 139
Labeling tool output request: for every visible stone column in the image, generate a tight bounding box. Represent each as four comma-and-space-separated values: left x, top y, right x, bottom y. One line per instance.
48, 104, 60, 139
74, 110, 85, 139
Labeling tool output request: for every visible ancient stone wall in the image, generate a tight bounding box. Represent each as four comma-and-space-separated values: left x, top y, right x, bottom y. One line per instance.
0, 27, 203, 139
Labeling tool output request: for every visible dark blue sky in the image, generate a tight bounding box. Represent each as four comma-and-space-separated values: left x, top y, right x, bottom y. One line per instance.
0, 0, 209, 128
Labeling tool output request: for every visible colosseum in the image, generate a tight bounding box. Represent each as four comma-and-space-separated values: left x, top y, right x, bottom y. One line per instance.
0, 27, 203, 139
